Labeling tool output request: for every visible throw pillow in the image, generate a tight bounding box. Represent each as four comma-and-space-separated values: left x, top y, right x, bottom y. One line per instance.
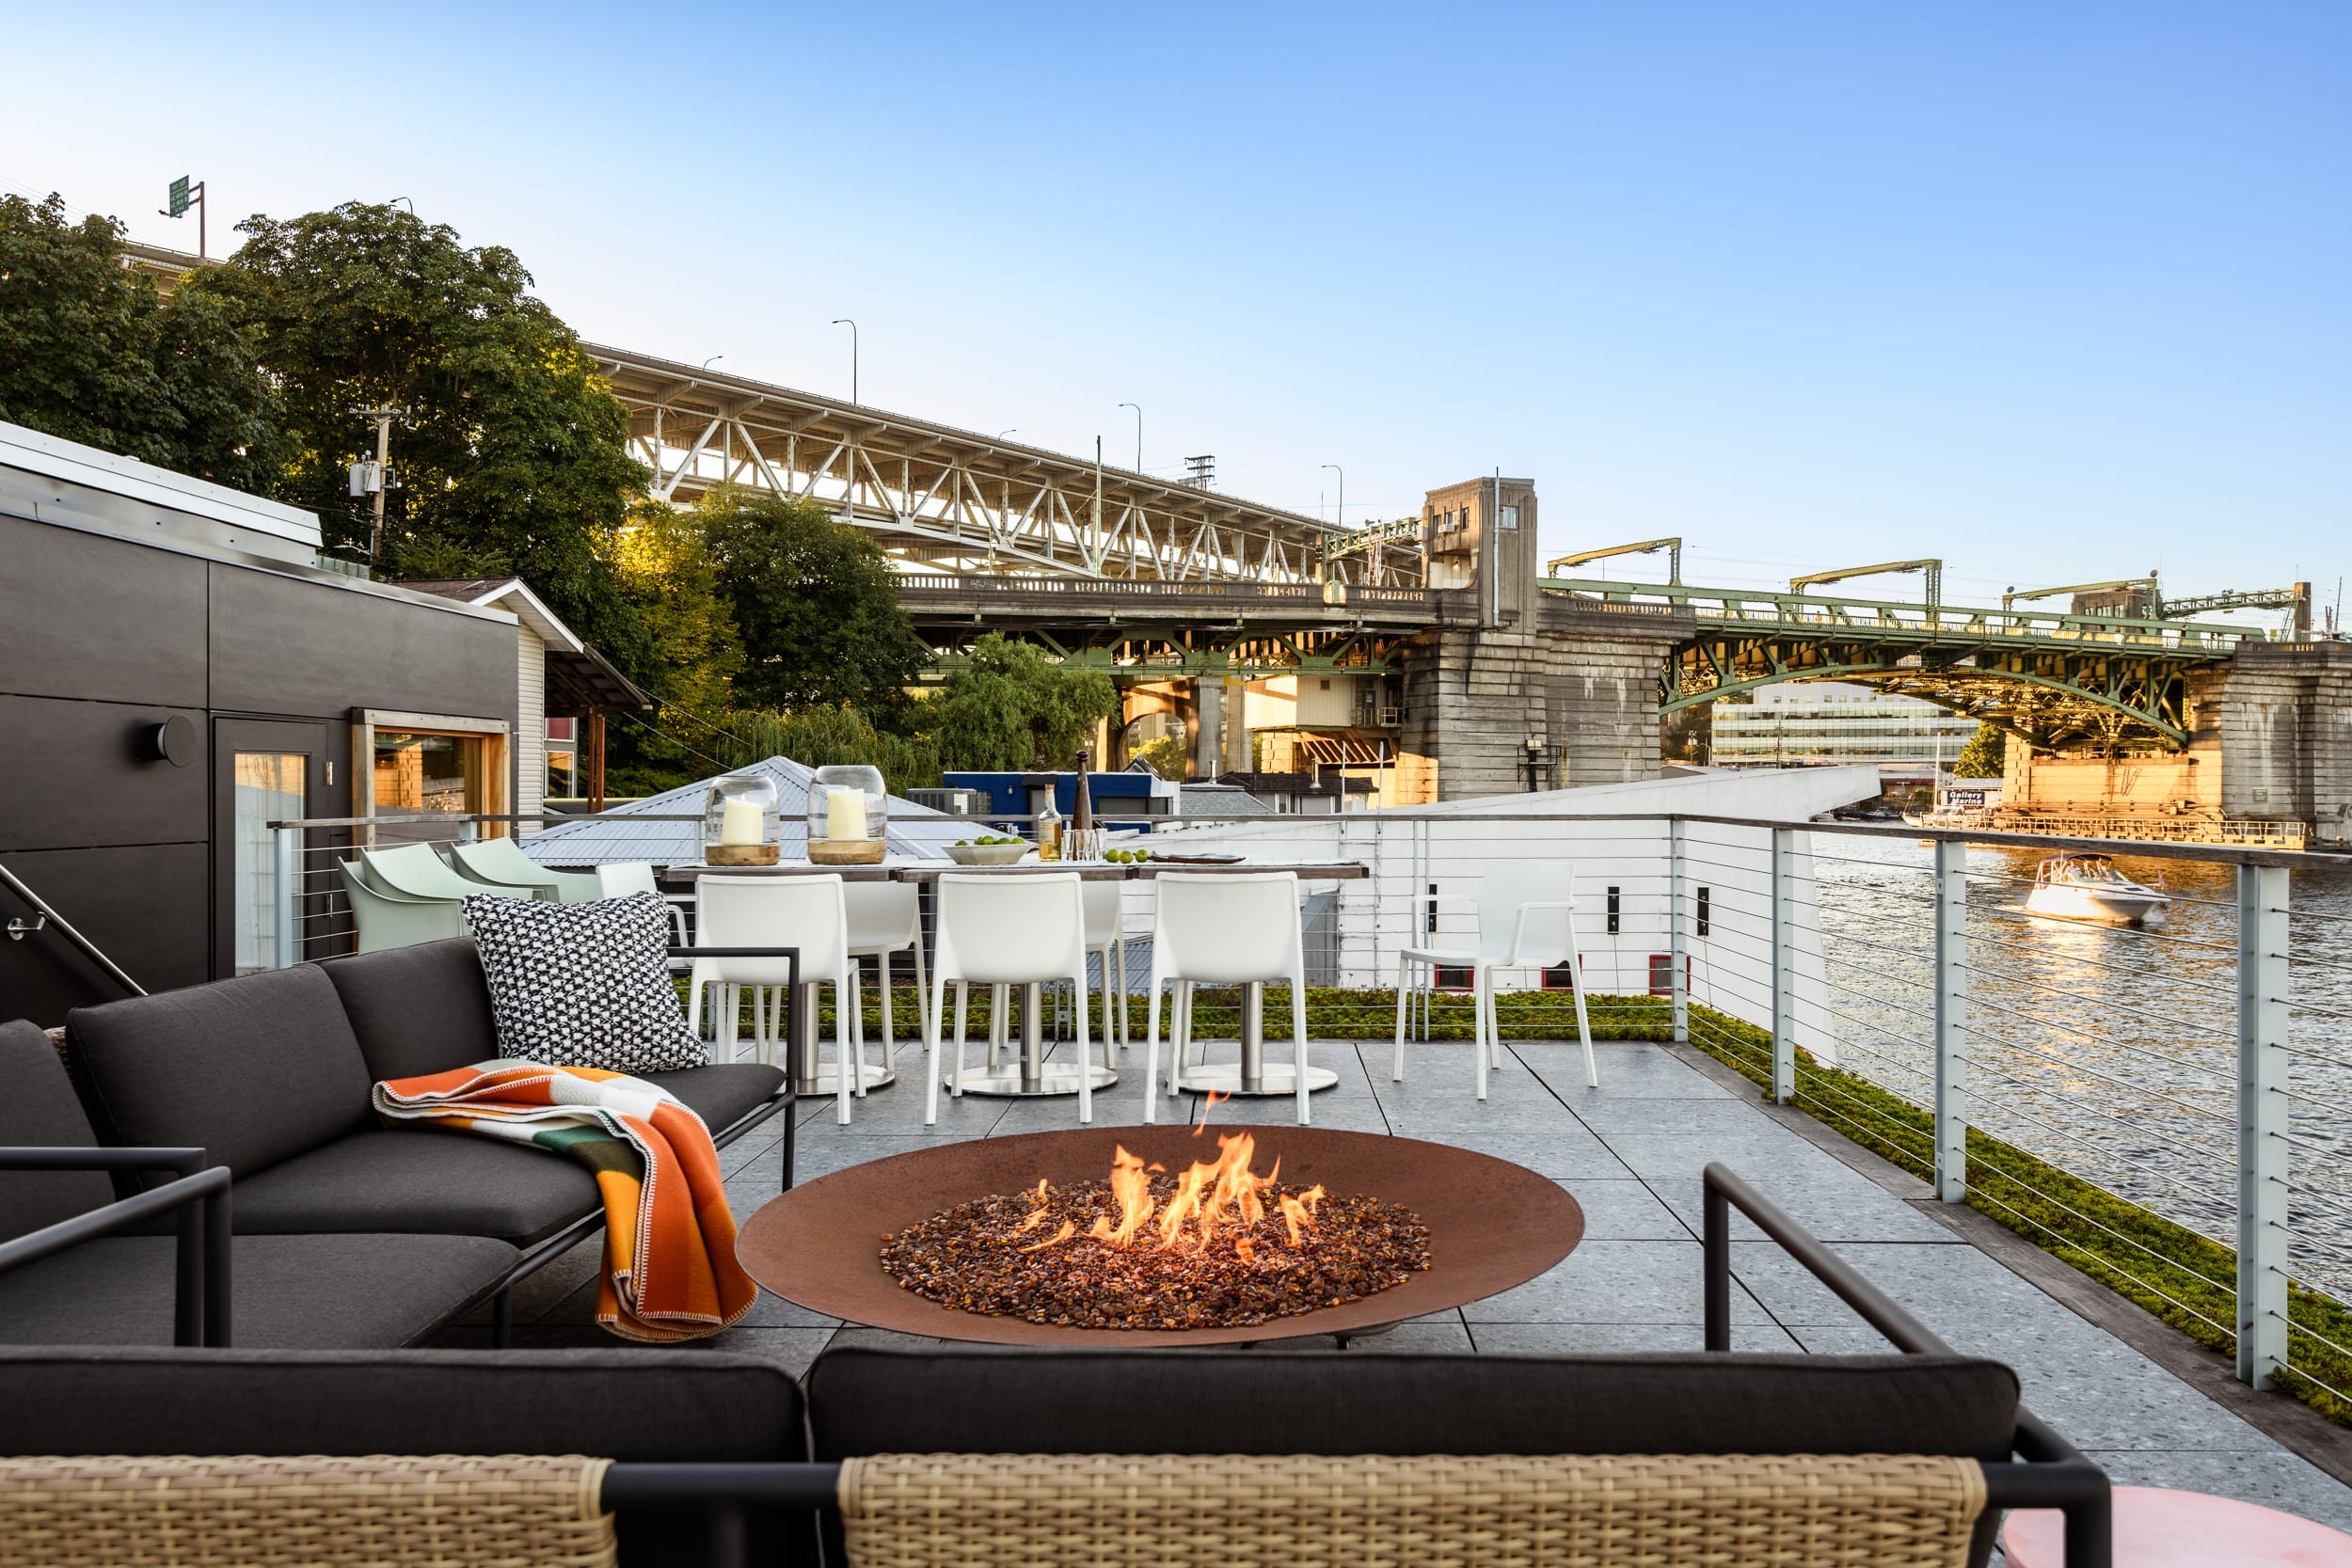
461, 892, 707, 1072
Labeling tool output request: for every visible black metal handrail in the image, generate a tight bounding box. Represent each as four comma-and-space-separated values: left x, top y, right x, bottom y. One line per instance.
0, 862, 147, 996
1704, 1163, 2110, 1568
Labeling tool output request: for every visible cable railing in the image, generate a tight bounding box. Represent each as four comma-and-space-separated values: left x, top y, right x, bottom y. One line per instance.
260, 802, 2352, 1418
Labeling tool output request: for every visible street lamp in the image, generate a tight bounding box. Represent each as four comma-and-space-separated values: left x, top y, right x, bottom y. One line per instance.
831, 319, 858, 404
1119, 403, 1142, 471
1322, 463, 1344, 530
701, 355, 723, 370
996, 429, 1019, 440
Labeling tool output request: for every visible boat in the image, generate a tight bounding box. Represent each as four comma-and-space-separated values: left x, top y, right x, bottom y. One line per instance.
2023, 852, 2169, 927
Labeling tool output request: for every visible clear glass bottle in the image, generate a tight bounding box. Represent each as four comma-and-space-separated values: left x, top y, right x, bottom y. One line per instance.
1035, 799, 1064, 861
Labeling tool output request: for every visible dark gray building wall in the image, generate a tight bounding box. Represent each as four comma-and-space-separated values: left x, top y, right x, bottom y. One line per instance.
0, 513, 516, 1024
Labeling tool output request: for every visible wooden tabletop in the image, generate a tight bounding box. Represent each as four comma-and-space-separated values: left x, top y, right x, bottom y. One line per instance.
660, 858, 1368, 884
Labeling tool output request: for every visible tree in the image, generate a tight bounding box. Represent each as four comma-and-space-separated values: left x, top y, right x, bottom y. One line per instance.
0, 195, 285, 491
700, 487, 928, 713
727, 705, 941, 798
605, 499, 745, 788
1953, 721, 2007, 778
929, 633, 1119, 771
184, 202, 652, 676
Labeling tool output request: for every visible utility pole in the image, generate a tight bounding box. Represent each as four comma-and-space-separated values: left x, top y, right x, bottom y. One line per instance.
160, 176, 207, 260
349, 406, 407, 563
1120, 403, 1142, 471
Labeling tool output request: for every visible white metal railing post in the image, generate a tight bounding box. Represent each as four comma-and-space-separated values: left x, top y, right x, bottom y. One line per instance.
2236, 862, 2290, 1389
272, 825, 300, 970
1668, 818, 1689, 1044
1932, 838, 1969, 1202
1770, 827, 1795, 1102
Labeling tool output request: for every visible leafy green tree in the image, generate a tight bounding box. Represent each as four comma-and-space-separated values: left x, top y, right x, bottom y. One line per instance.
727, 705, 941, 797
0, 194, 286, 491
700, 487, 928, 713
605, 499, 746, 786
1953, 721, 2008, 777
929, 633, 1119, 771
1129, 733, 1188, 780
184, 202, 651, 674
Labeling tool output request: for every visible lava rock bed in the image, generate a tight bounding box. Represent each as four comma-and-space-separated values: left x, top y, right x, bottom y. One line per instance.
879, 1177, 1433, 1330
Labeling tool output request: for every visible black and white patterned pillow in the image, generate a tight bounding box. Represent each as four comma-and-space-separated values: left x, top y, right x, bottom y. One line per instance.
461, 892, 707, 1072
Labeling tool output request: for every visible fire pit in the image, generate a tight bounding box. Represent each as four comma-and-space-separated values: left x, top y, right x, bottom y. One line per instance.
735, 1125, 1584, 1346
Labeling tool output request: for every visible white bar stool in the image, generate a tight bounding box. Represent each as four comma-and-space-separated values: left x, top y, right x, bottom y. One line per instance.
688, 873, 866, 1123
923, 873, 1103, 1124
1143, 871, 1313, 1126
845, 880, 930, 1070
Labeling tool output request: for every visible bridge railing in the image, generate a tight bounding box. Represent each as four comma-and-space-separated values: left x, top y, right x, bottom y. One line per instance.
1545, 578, 2264, 650
896, 573, 1439, 609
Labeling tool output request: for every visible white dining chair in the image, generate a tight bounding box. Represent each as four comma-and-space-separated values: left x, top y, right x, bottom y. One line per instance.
596, 862, 690, 946
1083, 878, 1128, 1060
1392, 860, 1596, 1097
845, 880, 930, 1070
923, 873, 1096, 1125
1143, 872, 1311, 1126
690, 874, 865, 1123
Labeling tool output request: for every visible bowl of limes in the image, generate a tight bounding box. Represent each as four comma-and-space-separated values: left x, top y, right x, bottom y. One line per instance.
945, 834, 1030, 866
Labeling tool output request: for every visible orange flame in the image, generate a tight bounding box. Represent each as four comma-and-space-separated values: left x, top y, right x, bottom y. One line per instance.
1278, 1184, 1326, 1245
1087, 1145, 1156, 1245
1019, 1219, 1076, 1251
1192, 1089, 1229, 1135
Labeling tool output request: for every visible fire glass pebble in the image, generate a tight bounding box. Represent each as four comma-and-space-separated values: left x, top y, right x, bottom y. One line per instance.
879, 1176, 1432, 1330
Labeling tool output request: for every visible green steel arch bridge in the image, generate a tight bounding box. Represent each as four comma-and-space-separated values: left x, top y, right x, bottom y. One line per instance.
1542, 571, 2273, 749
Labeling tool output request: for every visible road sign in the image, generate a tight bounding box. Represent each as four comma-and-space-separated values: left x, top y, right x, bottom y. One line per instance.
167, 177, 191, 217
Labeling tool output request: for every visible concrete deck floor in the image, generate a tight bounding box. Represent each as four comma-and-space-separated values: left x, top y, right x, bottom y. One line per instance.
453, 1032, 2352, 1538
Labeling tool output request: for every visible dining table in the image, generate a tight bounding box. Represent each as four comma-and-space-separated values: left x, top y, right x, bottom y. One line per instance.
661, 856, 1368, 1100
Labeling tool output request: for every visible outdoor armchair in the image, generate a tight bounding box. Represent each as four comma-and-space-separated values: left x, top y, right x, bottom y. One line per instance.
336, 860, 465, 953
452, 835, 602, 902
358, 842, 530, 904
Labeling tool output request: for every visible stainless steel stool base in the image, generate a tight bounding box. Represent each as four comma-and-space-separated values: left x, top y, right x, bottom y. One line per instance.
951, 1064, 1120, 1098
801, 1062, 897, 1095
1175, 1064, 1340, 1096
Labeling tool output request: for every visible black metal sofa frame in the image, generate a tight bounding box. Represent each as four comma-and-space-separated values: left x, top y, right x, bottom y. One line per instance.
0, 1164, 2112, 1568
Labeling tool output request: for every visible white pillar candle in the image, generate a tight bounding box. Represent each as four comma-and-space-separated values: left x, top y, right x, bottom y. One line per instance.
719, 798, 764, 846
826, 788, 868, 842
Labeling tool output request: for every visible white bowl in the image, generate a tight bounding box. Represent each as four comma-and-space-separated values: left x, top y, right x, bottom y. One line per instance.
945, 843, 1029, 866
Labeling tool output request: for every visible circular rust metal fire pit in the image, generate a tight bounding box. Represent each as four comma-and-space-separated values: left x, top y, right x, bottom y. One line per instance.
735, 1125, 1584, 1346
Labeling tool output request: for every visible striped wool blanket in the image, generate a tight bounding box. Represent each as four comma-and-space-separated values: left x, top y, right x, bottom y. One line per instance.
373, 1063, 757, 1343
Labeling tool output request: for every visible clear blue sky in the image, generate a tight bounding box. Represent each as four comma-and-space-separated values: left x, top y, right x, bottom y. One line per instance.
9, 2, 2345, 621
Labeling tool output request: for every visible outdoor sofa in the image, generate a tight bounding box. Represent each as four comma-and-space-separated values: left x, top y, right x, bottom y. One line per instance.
0, 935, 793, 1350
0, 1169, 2110, 1568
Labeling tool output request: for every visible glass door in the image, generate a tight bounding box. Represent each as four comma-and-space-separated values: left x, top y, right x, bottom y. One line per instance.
212, 721, 342, 977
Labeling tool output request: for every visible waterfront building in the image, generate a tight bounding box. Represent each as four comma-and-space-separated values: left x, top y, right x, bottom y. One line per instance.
1708, 681, 1978, 771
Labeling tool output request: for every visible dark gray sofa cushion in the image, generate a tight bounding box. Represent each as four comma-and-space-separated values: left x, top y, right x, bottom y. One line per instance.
65, 965, 375, 1182
807, 1347, 2022, 1462
0, 1232, 518, 1350
321, 939, 501, 1082
0, 1345, 804, 1459
0, 1020, 112, 1242
642, 1063, 787, 1134
229, 1127, 599, 1244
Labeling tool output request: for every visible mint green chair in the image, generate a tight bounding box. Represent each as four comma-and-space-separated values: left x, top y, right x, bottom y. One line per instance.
358, 844, 529, 904
451, 837, 601, 902
337, 862, 466, 953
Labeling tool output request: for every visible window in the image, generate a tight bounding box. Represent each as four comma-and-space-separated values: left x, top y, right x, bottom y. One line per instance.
232, 753, 304, 974
355, 710, 510, 846
1498, 504, 1519, 530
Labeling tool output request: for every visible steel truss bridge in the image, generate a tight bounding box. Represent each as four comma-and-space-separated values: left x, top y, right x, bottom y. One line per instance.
895, 574, 1461, 679
589, 346, 1422, 588
1545, 577, 2270, 748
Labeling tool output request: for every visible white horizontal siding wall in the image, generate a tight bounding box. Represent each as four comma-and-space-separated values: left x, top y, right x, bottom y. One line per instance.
516, 625, 545, 832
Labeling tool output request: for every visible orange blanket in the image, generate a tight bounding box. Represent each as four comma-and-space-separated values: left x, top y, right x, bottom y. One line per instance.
373, 1063, 757, 1343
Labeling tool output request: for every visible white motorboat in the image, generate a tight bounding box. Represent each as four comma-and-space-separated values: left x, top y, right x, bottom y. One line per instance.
2023, 853, 2169, 927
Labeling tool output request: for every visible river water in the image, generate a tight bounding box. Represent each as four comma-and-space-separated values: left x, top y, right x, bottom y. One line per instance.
1807, 838, 2352, 1300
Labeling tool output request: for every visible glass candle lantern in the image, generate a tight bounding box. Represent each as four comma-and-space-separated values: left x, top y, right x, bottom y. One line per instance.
807, 764, 887, 864
705, 771, 780, 865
